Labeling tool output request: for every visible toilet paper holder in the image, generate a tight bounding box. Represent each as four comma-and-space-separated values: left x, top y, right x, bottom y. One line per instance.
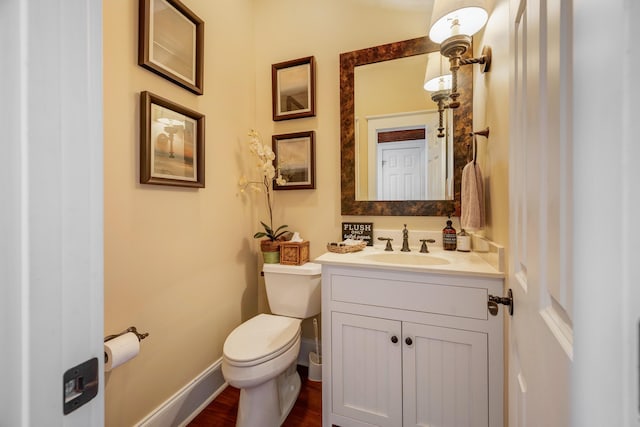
104, 326, 149, 343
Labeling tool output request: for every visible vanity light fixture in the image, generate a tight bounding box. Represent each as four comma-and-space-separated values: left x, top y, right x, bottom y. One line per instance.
424, 52, 452, 138
429, 0, 492, 108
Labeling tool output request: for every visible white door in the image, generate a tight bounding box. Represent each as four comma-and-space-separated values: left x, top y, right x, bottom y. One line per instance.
0, 0, 104, 425
377, 141, 426, 200
509, 0, 575, 425
403, 322, 488, 427
331, 312, 403, 427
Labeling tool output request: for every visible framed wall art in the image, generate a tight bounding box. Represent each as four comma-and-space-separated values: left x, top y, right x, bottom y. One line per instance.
140, 91, 205, 187
138, 0, 204, 95
272, 131, 316, 190
271, 56, 316, 121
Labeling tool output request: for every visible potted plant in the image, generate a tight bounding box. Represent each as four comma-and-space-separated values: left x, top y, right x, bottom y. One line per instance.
239, 130, 288, 263
254, 221, 289, 253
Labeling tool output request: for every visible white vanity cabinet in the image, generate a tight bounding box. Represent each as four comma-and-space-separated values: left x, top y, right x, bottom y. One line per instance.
318, 261, 504, 427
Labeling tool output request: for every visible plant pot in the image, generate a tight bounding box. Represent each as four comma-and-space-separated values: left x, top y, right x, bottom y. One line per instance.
260, 239, 280, 252
260, 239, 280, 264
262, 251, 280, 264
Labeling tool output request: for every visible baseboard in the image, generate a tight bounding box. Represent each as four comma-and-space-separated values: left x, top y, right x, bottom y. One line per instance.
135, 358, 227, 427
298, 337, 322, 367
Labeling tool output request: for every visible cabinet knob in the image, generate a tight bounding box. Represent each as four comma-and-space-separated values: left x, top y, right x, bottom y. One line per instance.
405, 337, 413, 346
390, 335, 398, 344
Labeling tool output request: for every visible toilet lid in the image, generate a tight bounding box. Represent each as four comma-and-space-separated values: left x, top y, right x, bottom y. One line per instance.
223, 314, 301, 366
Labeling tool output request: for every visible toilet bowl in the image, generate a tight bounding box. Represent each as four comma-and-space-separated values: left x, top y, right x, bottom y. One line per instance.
221, 262, 321, 427
222, 314, 302, 427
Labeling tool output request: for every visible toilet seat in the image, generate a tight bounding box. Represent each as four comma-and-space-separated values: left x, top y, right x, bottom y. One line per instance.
223, 314, 301, 367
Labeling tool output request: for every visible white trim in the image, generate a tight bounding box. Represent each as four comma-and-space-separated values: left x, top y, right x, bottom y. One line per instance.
135, 358, 227, 427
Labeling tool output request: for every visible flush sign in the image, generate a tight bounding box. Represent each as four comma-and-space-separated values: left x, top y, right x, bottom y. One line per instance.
342, 222, 373, 246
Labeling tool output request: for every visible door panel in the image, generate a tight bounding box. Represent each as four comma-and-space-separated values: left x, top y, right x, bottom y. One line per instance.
377, 141, 425, 200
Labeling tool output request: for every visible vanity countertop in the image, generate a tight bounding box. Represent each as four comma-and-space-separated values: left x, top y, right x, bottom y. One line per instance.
315, 246, 504, 278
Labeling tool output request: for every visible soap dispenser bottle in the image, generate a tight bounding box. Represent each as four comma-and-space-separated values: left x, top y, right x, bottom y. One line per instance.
457, 229, 471, 252
443, 219, 457, 251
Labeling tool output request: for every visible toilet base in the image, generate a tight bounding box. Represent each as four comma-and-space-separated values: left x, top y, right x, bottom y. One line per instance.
236, 362, 301, 427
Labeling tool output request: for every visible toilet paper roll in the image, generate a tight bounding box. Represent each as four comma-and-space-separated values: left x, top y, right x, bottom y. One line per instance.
104, 332, 140, 372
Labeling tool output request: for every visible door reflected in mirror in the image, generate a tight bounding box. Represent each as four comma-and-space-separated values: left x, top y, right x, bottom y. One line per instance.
354, 52, 453, 201
340, 37, 472, 216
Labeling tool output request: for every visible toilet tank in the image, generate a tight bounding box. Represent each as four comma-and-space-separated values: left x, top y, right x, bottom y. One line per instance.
263, 262, 321, 318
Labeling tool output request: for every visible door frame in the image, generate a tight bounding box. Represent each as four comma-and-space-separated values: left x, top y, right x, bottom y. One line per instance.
366, 110, 438, 199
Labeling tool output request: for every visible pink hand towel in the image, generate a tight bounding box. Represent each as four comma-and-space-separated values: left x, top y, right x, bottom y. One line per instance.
461, 160, 485, 230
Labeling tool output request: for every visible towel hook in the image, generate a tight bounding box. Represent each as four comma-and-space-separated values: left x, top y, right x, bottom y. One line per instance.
469, 127, 490, 138
467, 127, 490, 164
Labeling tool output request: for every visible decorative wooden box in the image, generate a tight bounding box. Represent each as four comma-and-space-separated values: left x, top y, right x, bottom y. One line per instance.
279, 241, 310, 265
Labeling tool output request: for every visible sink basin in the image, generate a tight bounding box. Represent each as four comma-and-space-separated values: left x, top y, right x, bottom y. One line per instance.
363, 252, 450, 266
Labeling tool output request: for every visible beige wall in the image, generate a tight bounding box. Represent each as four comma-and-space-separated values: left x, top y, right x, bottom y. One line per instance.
355, 55, 440, 197
252, 0, 443, 334
103, 0, 511, 425
474, 0, 510, 249
252, 0, 442, 253
475, 0, 511, 421
103, 1, 256, 425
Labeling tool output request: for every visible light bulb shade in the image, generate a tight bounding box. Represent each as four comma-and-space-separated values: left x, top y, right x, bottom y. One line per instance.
429, 0, 488, 43
423, 52, 452, 92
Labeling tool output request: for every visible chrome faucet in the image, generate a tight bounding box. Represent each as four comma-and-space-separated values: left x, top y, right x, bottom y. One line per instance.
401, 224, 410, 252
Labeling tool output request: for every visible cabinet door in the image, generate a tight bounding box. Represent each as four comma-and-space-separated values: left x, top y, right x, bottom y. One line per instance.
403, 322, 488, 427
332, 312, 402, 427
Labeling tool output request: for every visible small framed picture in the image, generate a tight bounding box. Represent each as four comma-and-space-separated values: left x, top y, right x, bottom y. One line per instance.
272, 131, 316, 190
138, 0, 204, 95
140, 91, 205, 187
272, 56, 316, 121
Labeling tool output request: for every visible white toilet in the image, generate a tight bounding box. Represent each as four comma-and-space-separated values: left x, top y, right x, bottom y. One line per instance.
222, 262, 321, 427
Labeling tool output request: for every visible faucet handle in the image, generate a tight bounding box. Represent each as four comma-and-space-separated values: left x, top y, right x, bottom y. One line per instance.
419, 239, 436, 253
377, 237, 394, 251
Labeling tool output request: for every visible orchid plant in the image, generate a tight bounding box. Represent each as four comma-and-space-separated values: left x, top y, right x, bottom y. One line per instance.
239, 130, 288, 242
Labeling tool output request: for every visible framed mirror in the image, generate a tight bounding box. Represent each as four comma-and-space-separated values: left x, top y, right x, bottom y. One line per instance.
340, 37, 472, 216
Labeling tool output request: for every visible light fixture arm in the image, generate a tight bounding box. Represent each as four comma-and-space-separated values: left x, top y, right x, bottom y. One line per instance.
430, 90, 450, 138
440, 38, 492, 109
460, 46, 492, 72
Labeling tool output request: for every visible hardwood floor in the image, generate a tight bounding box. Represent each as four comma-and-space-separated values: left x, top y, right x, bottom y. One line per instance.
188, 365, 322, 427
